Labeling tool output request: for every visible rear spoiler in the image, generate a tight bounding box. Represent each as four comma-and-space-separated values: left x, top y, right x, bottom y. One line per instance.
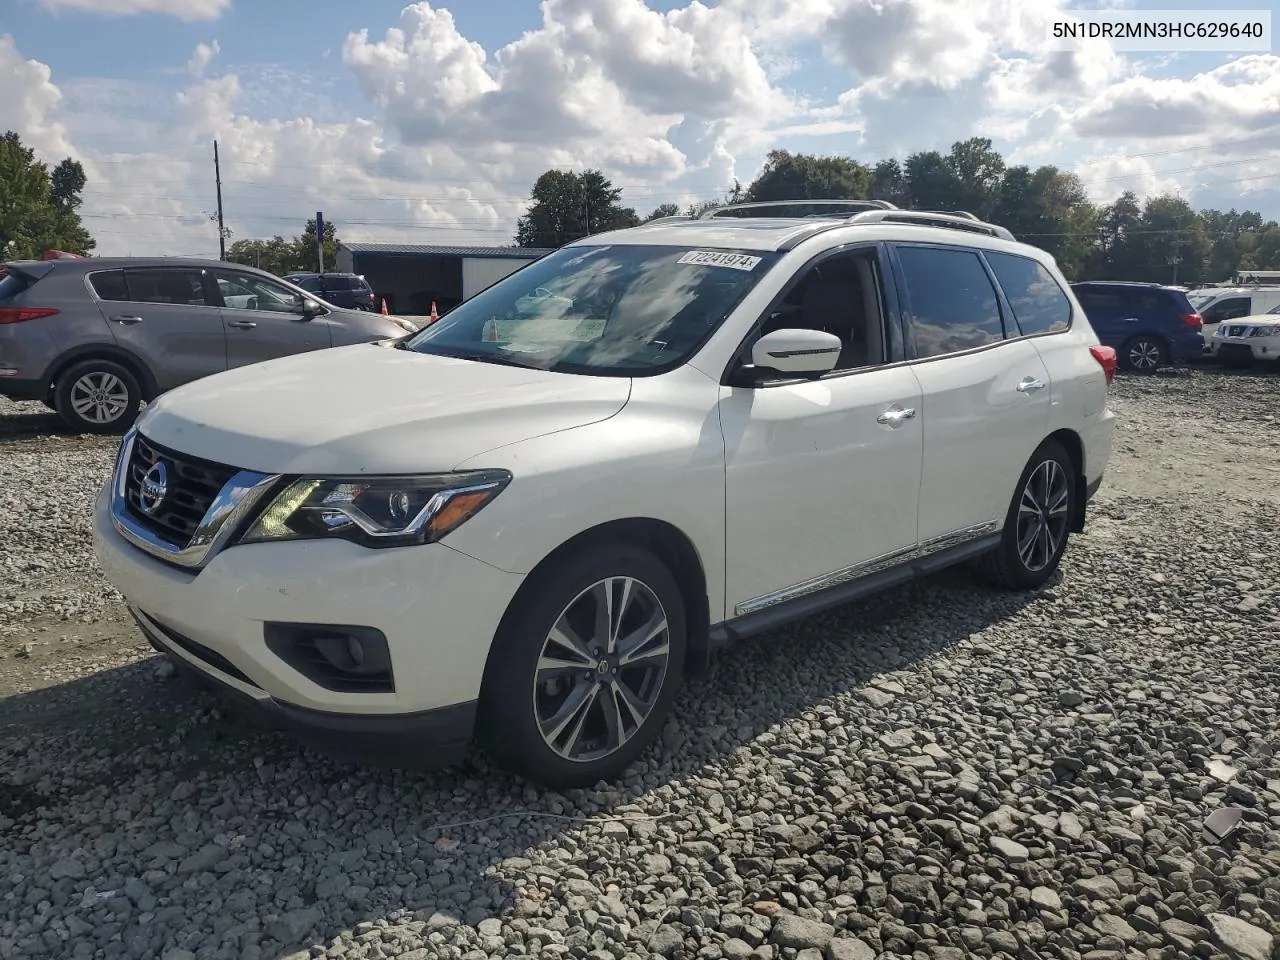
1, 260, 59, 281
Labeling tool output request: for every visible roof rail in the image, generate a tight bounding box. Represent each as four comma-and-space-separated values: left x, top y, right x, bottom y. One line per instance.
698, 198, 898, 220
642, 215, 695, 225
847, 209, 1015, 241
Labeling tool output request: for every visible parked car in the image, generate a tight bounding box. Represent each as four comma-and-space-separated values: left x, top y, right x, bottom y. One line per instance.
1069, 281, 1203, 372
93, 203, 1116, 787
1189, 286, 1280, 357
1210, 311, 1280, 368
283, 272, 379, 312
0, 257, 415, 433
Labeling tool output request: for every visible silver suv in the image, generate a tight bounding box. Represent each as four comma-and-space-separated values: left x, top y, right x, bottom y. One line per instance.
0, 257, 414, 433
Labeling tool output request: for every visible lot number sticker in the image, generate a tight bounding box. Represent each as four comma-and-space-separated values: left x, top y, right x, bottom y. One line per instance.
677, 250, 762, 271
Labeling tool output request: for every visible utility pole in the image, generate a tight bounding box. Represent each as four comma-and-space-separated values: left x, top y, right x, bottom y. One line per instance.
1167, 234, 1183, 285
213, 140, 226, 260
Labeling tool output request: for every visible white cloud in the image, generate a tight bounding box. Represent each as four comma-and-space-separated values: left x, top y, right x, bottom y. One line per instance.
38, 0, 231, 20
0, 35, 76, 160
4, 2, 1280, 259
186, 41, 220, 78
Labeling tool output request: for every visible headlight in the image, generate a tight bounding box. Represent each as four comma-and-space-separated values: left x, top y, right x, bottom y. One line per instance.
239, 470, 511, 548
1249, 326, 1279, 338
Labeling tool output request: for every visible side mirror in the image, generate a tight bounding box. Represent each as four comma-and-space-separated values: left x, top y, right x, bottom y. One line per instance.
750, 328, 842, 377
296, 297, 322, 318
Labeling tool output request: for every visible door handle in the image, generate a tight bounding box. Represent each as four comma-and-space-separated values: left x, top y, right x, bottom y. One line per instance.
1122, 317, 1140, 323
1016, 377, 1046, 393
876, 406, 917, 426
226, 320, 257, 329
108, 314, 143, 325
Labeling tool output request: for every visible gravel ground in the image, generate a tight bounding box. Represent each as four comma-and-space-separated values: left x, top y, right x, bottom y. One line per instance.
1, 368, 1279, 960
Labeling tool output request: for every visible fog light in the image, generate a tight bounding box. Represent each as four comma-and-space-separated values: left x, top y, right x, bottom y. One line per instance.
264, 622, 394, 693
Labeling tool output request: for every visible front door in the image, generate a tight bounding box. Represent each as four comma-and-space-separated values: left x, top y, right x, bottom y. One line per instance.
889, 243, 1052, 545
211, 269, 333, 368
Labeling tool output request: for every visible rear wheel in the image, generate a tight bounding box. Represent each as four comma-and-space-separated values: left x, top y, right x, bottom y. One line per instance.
477, 542, 686, 788
1122, 335, 1166, 373
976, 440, 1075, 590
53, 359, 141, 434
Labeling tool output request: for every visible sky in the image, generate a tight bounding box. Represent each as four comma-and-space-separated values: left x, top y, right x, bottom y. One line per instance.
1, 0, 1278, 257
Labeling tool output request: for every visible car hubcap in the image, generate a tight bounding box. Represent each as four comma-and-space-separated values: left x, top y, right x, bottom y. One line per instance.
533, 576, 670, 763
70, 372, 129, 423
1016, 459, 1069, 572
1130, 341, 1159, 369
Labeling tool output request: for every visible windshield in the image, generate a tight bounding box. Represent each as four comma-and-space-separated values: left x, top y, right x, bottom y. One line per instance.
402, 244, 779, 375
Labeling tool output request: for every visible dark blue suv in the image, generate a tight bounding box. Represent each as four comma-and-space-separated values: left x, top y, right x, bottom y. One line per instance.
1070, 282, 1204, 373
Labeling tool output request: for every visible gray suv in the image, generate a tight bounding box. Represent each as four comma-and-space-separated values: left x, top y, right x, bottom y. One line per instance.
0, 257, 415, 433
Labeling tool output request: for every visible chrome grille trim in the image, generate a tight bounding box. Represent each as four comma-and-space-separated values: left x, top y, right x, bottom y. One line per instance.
109, 427, 281, 570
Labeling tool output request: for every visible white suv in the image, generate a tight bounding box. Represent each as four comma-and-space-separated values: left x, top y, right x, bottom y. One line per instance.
92, 201, 1117, 788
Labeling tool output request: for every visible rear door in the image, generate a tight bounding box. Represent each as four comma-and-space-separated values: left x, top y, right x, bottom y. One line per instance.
211, 268, 333, 368
98, 267, 228, 390
1071, 285, 1130, 349
888, 243, 1053, 545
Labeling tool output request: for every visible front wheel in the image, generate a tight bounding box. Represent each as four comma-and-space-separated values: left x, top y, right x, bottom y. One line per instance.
477, 542, 686, 788
975, 440, 1076, 590
1122, 335, 1166, 373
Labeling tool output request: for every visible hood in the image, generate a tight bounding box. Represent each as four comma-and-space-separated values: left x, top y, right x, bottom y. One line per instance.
137, 343, 632, 474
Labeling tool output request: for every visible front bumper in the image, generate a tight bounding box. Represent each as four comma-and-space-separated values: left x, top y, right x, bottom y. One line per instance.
93, 484, 525, 758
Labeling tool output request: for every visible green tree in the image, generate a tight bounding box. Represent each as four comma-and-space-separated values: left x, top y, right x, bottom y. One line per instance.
902, 150, 964, 211
0, 131, 95, 258
226, 236, 300, 275
945, 138, 1006, 219
744, 150, 870, 203
515, 169, 639, 248
294, 217, 338, 273
993, 166, 1097, 279
644, 203, 682, 221
868, 159, 909, 207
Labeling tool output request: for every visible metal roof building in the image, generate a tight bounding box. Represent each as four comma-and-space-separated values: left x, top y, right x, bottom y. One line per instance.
335, 241, 556, 316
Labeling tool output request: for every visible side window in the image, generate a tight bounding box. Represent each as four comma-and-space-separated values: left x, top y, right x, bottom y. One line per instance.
985, 253, 1071, 335
1203, 297, 1251, 323
895, 246, 1004, 359
89, 270, 128, 302
124, 269, 209, 306
215, 271, 308, 314
755, 249, 889, 373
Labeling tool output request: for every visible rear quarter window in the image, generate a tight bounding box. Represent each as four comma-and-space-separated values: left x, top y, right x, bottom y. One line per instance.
89, 270, 128, 301
985, 252, 1071, 335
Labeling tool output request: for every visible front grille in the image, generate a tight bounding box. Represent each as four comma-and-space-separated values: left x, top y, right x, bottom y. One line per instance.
124, 434, 239, 547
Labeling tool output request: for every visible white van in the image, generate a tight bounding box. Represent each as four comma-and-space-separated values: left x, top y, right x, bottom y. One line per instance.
1189, 287, 1280, 354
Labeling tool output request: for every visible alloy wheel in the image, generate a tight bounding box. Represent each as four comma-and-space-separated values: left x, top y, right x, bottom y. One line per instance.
533, 576, 671, 763
1016, 459, 1070, 572
1128, 339, 1161, 371
69, 371, 130, 424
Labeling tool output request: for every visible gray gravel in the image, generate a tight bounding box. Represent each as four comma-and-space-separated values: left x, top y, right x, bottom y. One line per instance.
1, 369, 1279, 960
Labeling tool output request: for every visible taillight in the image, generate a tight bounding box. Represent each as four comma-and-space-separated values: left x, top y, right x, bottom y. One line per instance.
1090, 345, 1117, 385
0, 307, 59, 324
1181, 312, 1203, 328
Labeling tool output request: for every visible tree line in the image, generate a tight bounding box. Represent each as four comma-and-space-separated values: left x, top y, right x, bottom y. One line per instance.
0, 131, 94, 259
515, 139, 1280, 285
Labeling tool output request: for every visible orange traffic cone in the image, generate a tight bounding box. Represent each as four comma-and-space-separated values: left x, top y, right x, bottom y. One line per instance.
429, 300, 439, 325
380, 298, 389, 316
486, 321, 498, 342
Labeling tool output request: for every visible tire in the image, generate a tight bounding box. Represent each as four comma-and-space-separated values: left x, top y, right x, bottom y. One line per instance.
53, 359, 141, 435
975, 440, 1076, 591
476, 541, 687, 788
1121, 335, 1166, 373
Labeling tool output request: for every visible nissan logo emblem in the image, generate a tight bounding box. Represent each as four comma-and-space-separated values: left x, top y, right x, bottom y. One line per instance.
139, 461, 169, 515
